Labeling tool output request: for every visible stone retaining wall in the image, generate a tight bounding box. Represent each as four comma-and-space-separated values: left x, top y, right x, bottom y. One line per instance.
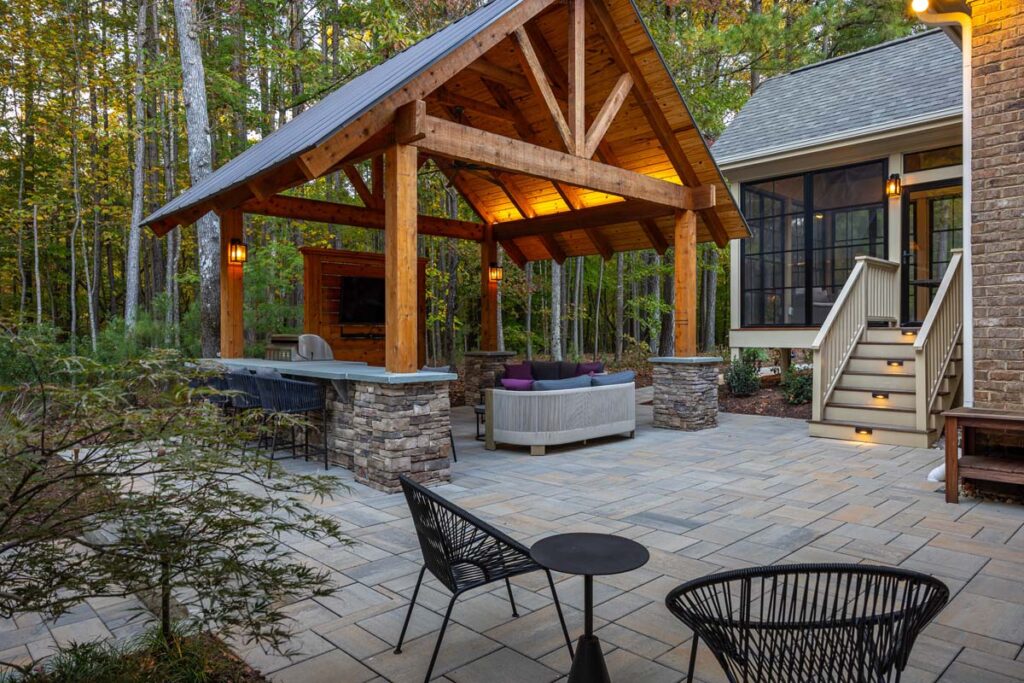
463, 351, 515, 406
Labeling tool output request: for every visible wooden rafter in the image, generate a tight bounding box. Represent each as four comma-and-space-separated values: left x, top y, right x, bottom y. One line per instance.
540, 235, 567, 264
398, 108, 714, 212
640, 218, 669, 255
465, 59, 532, 92
500, 239, 528, 268
568, 0, 586, 155
427, 156, 495, 224
587, 0, 729, 247
342, 164, 377, 208
493, 198, 672, 239
432, 86, 518, 125
511, 28, 575, 154
584, 72, 632, 159
240, 194, 484, 241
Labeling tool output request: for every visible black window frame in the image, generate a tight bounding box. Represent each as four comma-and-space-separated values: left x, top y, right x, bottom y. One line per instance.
739, 159, 889, 328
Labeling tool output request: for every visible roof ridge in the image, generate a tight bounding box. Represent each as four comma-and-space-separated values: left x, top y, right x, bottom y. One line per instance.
787, 29, 946, 76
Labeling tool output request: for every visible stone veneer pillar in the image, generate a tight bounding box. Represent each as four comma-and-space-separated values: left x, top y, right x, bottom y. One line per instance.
463, 351, 515, 406
649, 356, 722, 431
327, 379, 452, 492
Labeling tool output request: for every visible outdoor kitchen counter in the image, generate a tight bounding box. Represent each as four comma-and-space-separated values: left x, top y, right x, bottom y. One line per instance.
214, 358, 457, 384
213, 358, 455, 492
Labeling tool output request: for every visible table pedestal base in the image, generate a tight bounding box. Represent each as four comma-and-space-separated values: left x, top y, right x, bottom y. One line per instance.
568, 634, 610, 683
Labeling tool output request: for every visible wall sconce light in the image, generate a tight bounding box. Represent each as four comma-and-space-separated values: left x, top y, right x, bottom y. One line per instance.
886, 173, 902, 198
855, 427, 873, 435
871, 391, 890, 399
488, 262, 503, 283
886, 359, 904, 367
228, 238, 248, 264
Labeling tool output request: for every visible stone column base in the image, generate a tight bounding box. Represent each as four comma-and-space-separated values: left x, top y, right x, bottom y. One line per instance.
463, 351, 515, 406
649, 356, 722, 431
329, 380, 452, 493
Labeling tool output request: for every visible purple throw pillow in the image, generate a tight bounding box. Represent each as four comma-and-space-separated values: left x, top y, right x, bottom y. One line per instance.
504, 362, 533, 380
500, 378, 533, 391
576, 361, 604, 375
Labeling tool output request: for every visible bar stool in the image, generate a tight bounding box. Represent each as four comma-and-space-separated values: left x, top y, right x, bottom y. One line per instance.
255, 376, 329, 470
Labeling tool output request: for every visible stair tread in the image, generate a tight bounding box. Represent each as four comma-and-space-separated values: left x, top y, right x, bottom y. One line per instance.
842, 371, 916, 377
827, 402, 914, 413
809, 419, 934, 435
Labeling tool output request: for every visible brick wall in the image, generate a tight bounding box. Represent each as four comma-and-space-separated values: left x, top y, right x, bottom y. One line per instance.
970, 0, 1024, 410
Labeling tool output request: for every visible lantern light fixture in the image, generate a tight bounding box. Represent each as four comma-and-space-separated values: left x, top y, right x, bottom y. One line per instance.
228, 238, 248, 264
488, 262, 503, 283
886, 173, 902, 198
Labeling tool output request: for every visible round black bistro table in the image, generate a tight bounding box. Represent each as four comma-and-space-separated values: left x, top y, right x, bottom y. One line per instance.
531, 533, 650, 683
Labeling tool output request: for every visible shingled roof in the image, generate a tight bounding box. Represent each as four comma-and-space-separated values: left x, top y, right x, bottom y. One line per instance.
713, 30, 961, 166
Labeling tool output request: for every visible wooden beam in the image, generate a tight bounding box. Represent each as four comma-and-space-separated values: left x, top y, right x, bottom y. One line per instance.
540, 235, 566, 264
342, 164, 376, 208
290, 0, 559, 181
674, 209, 697, 357
640, 218, 669, 255
432, 86, 518, 125
500, 239, 528, 268
493, 199, 673, 239
480, 79, 536, 139
568, 0, 586, 155
584, 228, 613, 261
465, 59, 532, 92
584, 73, 632, 159
587, 0, 729, 247
511, 28, 575, 154
480, 228, 498, 350
395, 99, 427, 144
218, 209, 245, 358
406, 112, 712, 211
384, 143, 419, 373
430, 156, 495, 224
240, 194, 484, 241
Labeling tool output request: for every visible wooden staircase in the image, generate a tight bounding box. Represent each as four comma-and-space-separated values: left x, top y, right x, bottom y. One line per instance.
809, 251, 964, 448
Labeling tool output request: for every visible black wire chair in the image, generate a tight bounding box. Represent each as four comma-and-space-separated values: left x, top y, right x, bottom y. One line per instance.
395, 475, 574, 682
665, 563, 949, 683
254, 376, 329, 470
189, 373, 230, 411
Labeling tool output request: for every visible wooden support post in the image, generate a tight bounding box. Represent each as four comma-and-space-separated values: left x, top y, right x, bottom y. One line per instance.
568, 0, 585, 155
219, 209, 245, 358
674, 209, 697, 357
480, 227, 498, 350
384, 143, 419, 373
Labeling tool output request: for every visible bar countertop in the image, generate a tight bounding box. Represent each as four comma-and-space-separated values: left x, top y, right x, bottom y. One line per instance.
213, 358, 457, 384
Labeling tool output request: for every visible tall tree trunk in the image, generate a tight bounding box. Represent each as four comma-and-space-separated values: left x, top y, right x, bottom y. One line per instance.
702, 247, 719, 351
571, 256, 582, 358
525, 261, 533, 360
550, 260, 562, 361
16, 156, 26, 325
124, 0, 146, 330
162, 89, 180, 345
174, 0, 221, 357
593, 258, 604, 359
614, 252, 623, 362
32, 206, 42, 325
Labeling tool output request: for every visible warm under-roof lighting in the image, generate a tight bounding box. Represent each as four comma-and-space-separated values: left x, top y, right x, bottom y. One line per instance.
911, 0, 929, 13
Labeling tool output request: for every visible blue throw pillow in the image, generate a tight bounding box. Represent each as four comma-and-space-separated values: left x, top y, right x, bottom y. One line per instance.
533, 375, 592, 391
591, 370, 635, 387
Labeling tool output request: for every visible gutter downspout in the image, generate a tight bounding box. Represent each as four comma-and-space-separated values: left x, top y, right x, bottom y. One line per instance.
916, 9, 973, 407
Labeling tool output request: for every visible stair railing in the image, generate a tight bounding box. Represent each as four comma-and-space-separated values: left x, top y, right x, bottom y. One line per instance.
914, 249, 964, 431
811, 256, 900, 422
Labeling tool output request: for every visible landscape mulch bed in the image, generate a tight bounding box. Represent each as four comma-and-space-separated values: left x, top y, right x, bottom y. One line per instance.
719, 385, 811, 420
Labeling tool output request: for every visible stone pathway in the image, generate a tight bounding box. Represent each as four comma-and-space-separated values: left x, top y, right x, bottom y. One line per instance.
4, 403, 1024, 682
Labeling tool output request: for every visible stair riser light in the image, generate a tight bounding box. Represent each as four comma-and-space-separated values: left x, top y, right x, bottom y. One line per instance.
871, 392, 889, 399
886, 360, 903, 367
855, 427, 873, 436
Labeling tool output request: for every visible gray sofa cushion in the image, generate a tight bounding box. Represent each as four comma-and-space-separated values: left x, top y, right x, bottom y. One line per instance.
591, 370, 635, 386
533, 375, 592, 391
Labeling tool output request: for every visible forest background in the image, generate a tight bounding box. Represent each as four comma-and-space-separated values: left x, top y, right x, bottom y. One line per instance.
0, 0, 918, 366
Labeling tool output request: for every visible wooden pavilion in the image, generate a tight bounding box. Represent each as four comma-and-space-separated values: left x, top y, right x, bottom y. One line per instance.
143, 0, 748, 373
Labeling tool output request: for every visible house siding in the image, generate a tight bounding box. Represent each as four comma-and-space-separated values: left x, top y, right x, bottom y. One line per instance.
970, 0, 1024, 410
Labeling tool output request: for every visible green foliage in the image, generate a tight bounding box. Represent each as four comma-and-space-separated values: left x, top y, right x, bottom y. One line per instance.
0, 331, 348, 659
725, 353, 761, 397
781, 367, 813, 405
243, 241, 304, 355
5, 623, 258, 682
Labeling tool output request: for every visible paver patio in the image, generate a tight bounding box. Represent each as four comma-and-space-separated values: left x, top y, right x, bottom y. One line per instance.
3, 394, 1024, 682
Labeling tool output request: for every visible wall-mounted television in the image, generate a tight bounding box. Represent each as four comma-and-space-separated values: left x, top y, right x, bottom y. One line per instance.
339, 276, 386, 325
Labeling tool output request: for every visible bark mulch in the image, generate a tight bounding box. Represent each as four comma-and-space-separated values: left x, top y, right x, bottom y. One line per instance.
719, 385, 811, 420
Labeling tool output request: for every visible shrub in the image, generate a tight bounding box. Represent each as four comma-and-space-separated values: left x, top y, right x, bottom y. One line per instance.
725, 355, 760, 396
781, 368, 813, 405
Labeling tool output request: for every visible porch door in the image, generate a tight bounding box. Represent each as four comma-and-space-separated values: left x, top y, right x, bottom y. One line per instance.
901, 182, 963, 326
